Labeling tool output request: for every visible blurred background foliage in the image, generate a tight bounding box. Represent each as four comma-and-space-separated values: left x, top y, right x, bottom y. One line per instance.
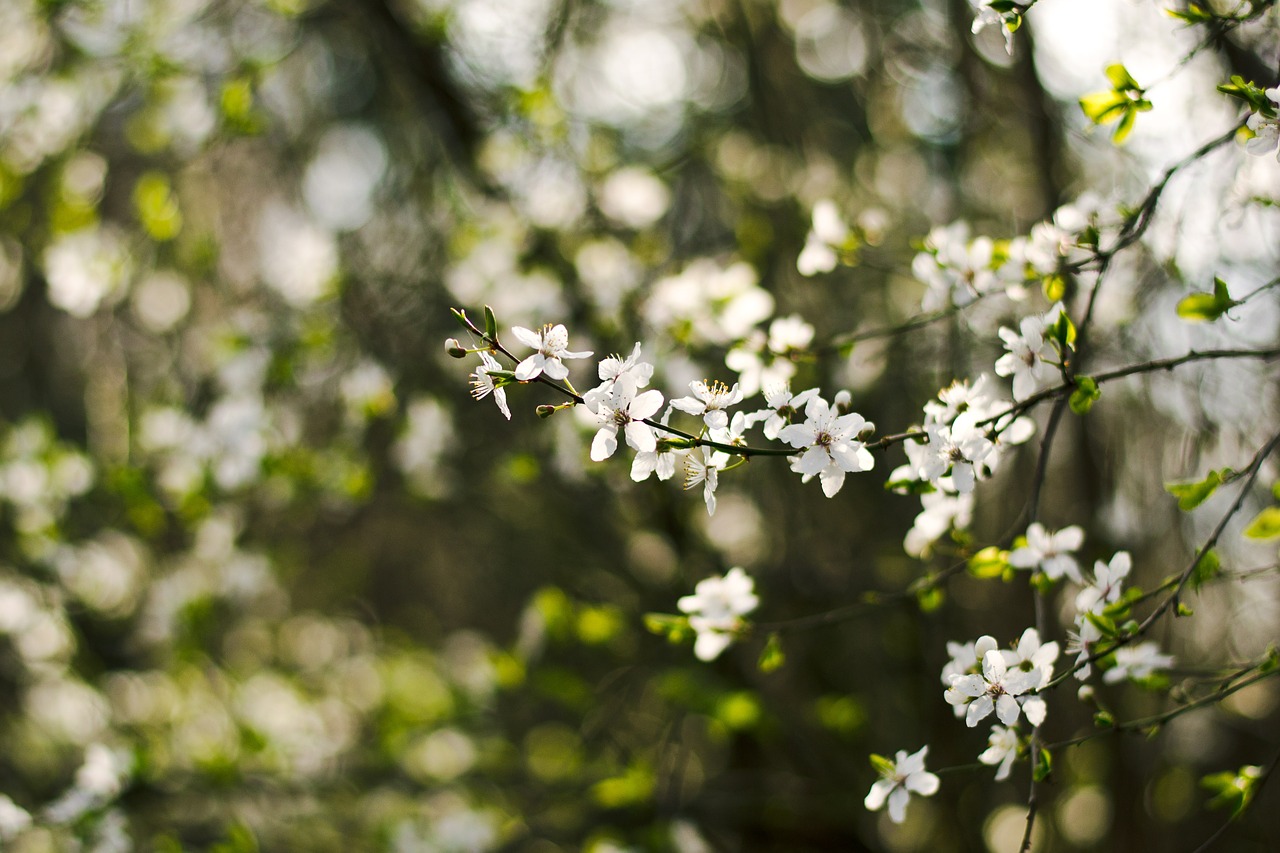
0, 0, 1278, 850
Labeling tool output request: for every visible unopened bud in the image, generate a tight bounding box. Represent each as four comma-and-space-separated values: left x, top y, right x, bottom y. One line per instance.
858, 422, 876, 442
536, 405, 557, 419
833, 389, 852, 413
445, 338, 468, 359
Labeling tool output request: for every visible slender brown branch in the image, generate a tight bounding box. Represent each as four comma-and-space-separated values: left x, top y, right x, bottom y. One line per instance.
1049, 427, 1280, 687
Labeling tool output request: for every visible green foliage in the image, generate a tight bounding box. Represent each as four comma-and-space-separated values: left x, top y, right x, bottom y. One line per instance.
968, 546, 1011, 579
1069, 375, 1100, 415
1189, 549, 1222, 590
1176, 277, 1239, 322
1034, 748, 1053, 782
1202, 765, 1264, 817
1165, 469, 1232, 510
1217, 76, 1277, 115
758, 632, 785, 673
1243, 506, 1280, 539
1079, 64, 1154, 143
815, 695, 867, 737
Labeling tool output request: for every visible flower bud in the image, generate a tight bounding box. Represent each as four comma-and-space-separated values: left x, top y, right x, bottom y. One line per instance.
858, 422, 876, 442
445, 338, 468, 359
536, 405, 557, 419
833, 389, 852, 413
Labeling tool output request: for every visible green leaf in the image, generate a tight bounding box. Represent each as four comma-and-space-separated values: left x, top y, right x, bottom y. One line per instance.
968, 546, 1010, 579
1190, 549, 1221, 590
1272, 481, 1280, 502
1105, 63, 1140, 91
869, 754, 896, 777
1033, 748, 1053, 782
1069, 376, 1101, 415
758, 632, 785, 673
1176, 602, 1195, 617
916, 585, 944, 613
816, 695, 866, 735
1080, 90, 1130, 125
483, 304, 498, 340
1167, 4, 1213, 24
1165, 470, 1224, 510
1041, 273, 1067, 303
1085, 611, 1119, 638
1050, 309, 1076, 348
450, 307, 472, 331
1177, 278, 1238, 322
1243, 506, 1280, 539
1217, 77, 1275, 114
642, 613, 689, 641
1113, 107, 1138, 144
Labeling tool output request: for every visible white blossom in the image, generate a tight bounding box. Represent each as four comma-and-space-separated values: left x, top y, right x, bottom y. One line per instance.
1007, 523, 1085, 583
778, 395, 874, 497
468, 352, 511, 420
0, 794, 31, 842
684, 447, 728, 515
941, 635, 999, 687
1001, 627, 1057, 726
1067, 616, 1103, 681
918, 412, 993, 494
584, 374, 664, 462
725, 331, 795, 399
912, 222, 999, 311
1103, 643, 1173, 685
510, 323, 593, 381
994, 306, 1062, 401
597, 342, 654, 388
1075, 551, 1132, 616
670, 380, 744, 430
677, 567, 759, 661
746, 384, 820, 441
979, 725, 1020, 781
864, 746, 940, 824
1244, 88, 1280, 160
904, 490, 974, 558
945, 648, 1043, 728
797, 199, 849, 276
968, 1, 1014, 54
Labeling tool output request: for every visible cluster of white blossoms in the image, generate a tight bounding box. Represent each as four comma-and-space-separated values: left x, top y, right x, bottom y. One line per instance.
890, 375, 1034, 556
449, 179, 1186, 828
458, 317, 883, 516
900, 195, 1122, 314
943, 630, 1055, 731
912, 221, 1002, 312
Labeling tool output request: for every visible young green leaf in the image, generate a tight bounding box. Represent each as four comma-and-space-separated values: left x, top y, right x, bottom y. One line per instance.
1165, 470, 1224, 510
968, 546, 1010, 579
483, 304, 498, 340
758, 632, 785, 673
1177, 277, 1238, 322
1069, 376, 1101, 415
1243, 506, 1280, 539
1190, 549, 1221, 590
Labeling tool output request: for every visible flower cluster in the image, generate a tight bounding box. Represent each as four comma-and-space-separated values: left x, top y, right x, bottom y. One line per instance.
890, 375, 1034, 555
